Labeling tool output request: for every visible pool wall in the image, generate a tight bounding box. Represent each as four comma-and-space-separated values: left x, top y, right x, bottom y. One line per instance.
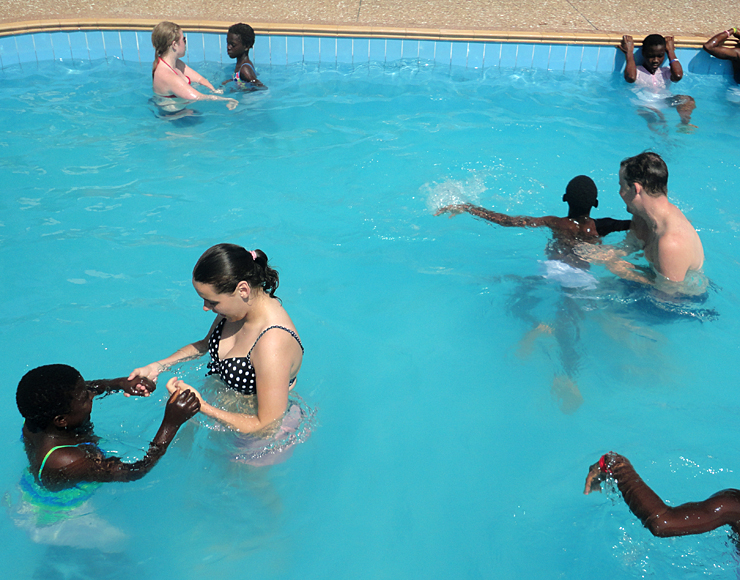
0, 25, 734, 76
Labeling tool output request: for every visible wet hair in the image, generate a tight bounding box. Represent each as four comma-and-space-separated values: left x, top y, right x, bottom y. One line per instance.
641, 34, 666, 51
620, 151, 668, 196
228, 23, 255, 50
563, 175, 598, 211
17, 364, 83, 432
193, 243, 280, 299
151, 21, 181, 74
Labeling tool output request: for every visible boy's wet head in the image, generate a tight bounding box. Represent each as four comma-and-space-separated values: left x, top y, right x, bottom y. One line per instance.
641, 34, 667, 74
563, 175, 598, 213
17, 364, 84, 432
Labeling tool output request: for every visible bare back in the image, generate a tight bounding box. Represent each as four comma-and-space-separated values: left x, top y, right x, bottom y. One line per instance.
632, 205, 704, 282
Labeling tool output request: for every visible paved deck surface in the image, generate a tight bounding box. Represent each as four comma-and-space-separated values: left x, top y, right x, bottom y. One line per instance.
0, 1, 737, 40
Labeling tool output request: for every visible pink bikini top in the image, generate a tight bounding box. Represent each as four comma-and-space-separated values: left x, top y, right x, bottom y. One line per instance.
155, 57, 191, 97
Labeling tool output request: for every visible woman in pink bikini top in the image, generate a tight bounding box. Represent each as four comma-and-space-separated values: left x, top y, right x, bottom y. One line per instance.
151, 21, 238, 110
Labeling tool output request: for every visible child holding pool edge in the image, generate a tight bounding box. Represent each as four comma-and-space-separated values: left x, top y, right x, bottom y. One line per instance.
226, 23, 266, 89
618, 34, 697, 129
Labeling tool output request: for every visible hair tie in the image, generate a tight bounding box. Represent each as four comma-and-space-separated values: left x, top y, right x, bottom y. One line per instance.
598, 454, 613, 475
250, 250, 257, 260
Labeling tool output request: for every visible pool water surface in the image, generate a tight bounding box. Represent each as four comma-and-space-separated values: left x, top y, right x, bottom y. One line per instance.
1, 55, 740, 579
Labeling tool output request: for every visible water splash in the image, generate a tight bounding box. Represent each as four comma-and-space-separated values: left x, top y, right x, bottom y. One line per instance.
422, 171, 487, 213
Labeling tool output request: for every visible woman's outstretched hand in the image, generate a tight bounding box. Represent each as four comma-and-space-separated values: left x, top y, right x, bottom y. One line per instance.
128, 362, 163, 383
166, 377, 205, 407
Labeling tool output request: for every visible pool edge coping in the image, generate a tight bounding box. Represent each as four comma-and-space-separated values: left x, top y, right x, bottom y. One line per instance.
0, 18, 712, 48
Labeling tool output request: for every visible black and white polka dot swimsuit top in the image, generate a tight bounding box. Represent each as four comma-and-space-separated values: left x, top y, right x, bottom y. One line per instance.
206, 318, 304, 395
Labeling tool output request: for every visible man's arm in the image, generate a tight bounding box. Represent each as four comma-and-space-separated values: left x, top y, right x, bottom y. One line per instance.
703, 28, 740, 61
619, 35, 638, 83
652, 234, 692, 282
573, 231, 652, 285
436, 203, 560, 230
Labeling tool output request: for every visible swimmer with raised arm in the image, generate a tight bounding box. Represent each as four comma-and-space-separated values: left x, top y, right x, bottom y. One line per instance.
17, 364, 199, 491
703, 27, 740, 99
225, 23, 265, 89
437, 177, 631, 413
129, 244, 303, 435
151, 21, 238, 111
585, 452, 740, 538
436, 175, 631, 270
619, 34, 696, 129
577, 152, 704, 288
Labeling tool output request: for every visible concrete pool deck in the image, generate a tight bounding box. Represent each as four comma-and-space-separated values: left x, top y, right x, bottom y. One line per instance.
0, 1, 738, 47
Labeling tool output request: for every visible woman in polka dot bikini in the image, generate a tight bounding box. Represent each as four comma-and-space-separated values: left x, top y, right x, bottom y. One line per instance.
129, 243, 303, 434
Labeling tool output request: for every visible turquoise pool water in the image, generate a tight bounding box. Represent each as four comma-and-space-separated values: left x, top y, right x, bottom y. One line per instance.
1, 54, 740, 579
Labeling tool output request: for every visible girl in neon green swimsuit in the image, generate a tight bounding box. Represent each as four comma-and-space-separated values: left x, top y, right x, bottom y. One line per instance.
13, 364, 199, 549
17, 364, 199, 491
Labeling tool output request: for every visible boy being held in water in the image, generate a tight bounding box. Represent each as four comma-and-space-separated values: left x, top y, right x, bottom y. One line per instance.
619, 34, 696, 130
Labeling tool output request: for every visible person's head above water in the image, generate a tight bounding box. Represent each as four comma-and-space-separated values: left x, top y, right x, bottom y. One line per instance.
227, 23, 255, 54
620, 151, 668, 197
151, 21, 182, 59
640, 34, 667, 74
16, 364, 84, 433
193, 243, 280, 298
562, 175, 598, 215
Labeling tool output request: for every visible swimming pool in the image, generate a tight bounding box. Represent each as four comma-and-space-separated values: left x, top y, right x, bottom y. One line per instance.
1, 35, 740, 579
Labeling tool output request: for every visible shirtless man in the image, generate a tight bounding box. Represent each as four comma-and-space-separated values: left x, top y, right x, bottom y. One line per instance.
615, 152, 703, 283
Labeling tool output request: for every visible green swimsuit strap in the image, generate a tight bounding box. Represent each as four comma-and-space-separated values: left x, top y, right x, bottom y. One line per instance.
39, 442, 94, 478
